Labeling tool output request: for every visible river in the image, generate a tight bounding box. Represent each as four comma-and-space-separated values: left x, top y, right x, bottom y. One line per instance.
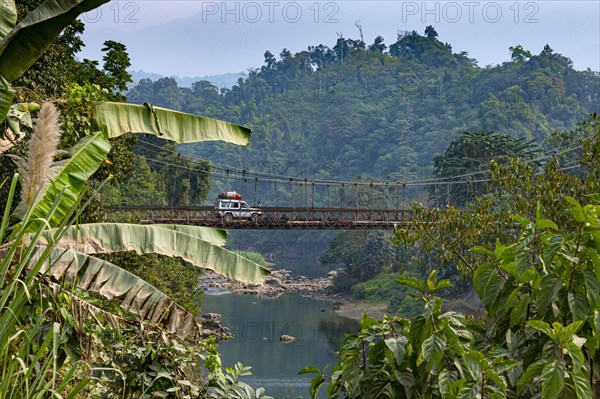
202, 290, 359, 399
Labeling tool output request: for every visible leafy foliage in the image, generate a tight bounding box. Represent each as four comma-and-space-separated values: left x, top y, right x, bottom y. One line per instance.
397, 115, 600, 279
99, 40, 132, 95
101, 155, 167, 205
322, 231, 397, 287
304, 197, 599, 397
302, 119, 600, 398
207, 362, 273, 399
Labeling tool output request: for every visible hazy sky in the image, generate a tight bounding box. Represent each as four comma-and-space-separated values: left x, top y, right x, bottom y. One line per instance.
79, 1, 600, 78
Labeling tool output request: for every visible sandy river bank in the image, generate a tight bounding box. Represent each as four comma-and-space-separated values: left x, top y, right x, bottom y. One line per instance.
199, 269, 388, 321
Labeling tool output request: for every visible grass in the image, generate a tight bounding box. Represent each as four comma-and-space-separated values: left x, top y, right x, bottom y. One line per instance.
350, 272, 424, 319
350, 272, 404, 303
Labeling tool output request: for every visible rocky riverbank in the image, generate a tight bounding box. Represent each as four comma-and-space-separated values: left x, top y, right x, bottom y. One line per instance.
199, 269, 388, 321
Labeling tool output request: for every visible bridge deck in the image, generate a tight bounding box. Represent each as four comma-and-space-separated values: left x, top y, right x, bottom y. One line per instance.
105, 206, 414, 229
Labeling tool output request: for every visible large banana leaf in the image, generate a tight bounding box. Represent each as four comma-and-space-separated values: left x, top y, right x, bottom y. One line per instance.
23, 132, 111, 229
34, 246, 203, 338
93, 102, 252, 145
0, 0, 15, 121
0, 75, 13, 125
0, 0, 109, 82
0, 0, 16, 42
57, 223, 229, 250
56, 223, 270, 284
153, 224, 228, 247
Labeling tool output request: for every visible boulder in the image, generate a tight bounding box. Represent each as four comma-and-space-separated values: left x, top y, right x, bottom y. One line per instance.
201, 313, 221, 322
279, 334, 296, 343
266, 277, 284, 287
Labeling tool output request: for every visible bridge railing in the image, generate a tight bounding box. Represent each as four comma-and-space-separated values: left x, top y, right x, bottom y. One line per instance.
104, 206, 415, 229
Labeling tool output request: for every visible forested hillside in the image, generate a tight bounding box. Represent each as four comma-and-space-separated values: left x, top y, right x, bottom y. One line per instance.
127, 27, 598, 195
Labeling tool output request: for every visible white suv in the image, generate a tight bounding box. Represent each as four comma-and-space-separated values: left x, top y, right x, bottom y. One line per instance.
214, 199, 262, 222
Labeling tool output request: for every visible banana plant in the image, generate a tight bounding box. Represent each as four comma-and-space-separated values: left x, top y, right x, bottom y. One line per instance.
0, 0, 267, 341
0, 0, 268, 395
32, 223, 268, 338
21, 101, 252, 229
7, 101, 267, 339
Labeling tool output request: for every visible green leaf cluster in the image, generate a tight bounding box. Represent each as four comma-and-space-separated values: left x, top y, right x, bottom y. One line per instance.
303, 122, 600, 398
305, 197, 600, 397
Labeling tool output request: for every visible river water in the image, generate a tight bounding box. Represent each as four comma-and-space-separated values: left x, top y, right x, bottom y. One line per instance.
202, 290, 359, 399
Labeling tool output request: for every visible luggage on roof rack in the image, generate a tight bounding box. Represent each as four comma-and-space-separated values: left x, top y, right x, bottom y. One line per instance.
218, 191, 242, 199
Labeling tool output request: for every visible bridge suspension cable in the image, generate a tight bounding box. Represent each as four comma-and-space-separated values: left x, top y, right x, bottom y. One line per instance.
144, 154, 584, 191
136, 137, 588, 190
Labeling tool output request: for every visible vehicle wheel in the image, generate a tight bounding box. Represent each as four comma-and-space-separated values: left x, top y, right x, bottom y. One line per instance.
224, 213, 233, 222
251, 213, 259, 222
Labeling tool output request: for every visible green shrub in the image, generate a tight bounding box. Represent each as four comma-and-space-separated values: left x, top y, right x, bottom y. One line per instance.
302, 198, 600, 398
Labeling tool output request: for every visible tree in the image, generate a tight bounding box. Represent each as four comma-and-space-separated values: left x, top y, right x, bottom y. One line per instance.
509, 44, 532, 63
358, 231, 394, 279
127, 77, 181, 108
102, 155, 166, 205
303, 119, 600, 399
101, 39, 132, 94
424, 25, 438, 39
263, 50, 276, 69
321, 231, 367, 271
279, 48, 292, 61
428, 130, 540, 207
402, 115, 600, 277
541, 44, 554, 56
388, 29, 455, 67
322, 230, 396, 289
368, 35, 386, 52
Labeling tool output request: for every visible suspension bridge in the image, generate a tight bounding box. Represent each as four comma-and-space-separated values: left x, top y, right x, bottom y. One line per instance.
104, 205, 415, 229
105, 138, 585, 229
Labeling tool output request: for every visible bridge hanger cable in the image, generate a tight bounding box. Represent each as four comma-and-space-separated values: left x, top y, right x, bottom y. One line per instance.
142, 147, 584, 188
141, 143, 583, 188
145, 157, 584, 191
137, 138, 588, 188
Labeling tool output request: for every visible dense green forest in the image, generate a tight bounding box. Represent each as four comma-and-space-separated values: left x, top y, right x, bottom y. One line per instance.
128, 27, 598, 190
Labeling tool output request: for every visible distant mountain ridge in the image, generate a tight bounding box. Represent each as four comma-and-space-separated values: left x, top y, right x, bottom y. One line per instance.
129, 70, 246, 89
